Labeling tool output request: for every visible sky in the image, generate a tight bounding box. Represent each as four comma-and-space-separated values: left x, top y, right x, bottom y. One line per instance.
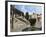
15, 5, 42, 14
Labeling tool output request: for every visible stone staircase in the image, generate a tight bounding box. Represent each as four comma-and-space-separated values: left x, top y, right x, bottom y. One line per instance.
10, 16, 31, 32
